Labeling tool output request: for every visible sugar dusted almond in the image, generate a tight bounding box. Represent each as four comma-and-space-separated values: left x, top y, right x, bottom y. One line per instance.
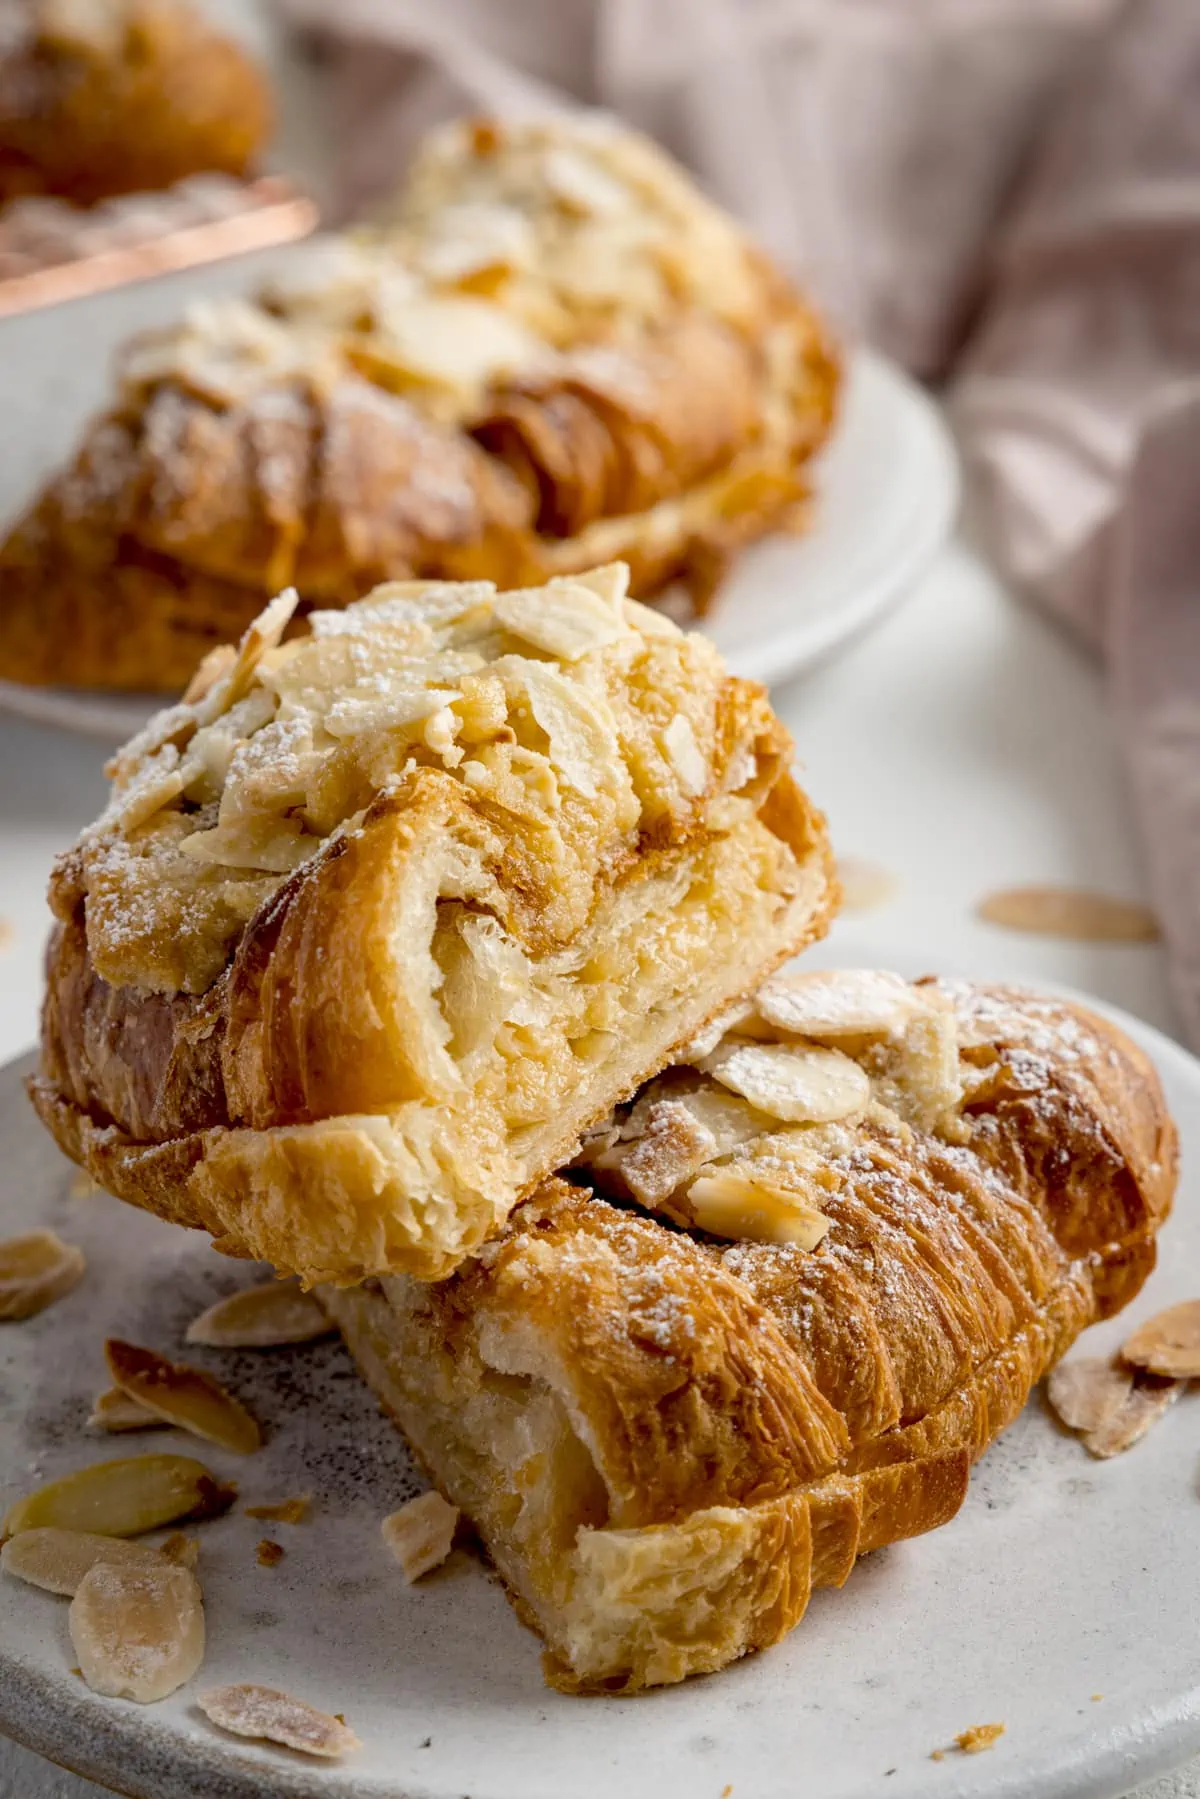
89, 1387, 164, 1434
977, 885, 1159, 943
381, 1492, 459, 1582
0, 1230, 85, 1320
185, 1282, 333, 1350
615, 1100, 718, 1207
70, 1560, 204, 1703
199, 1684, 361, 1758
245, 1495, 310, 1525
678, 999, 755, 1063
1047, 1358, 1132, 1435
2, 1528, 172, 1596
492, 582, 628, 661
755, 969, 918, 1041
106, 1340, 261, 1455
661, 714, 707, 798
1122, 1300, 1200, 1379
685, 1164, 830, 1249
3, 1454, 236, 1540
702, 1042, 869, 1125
1084, 1374, 1183, 1458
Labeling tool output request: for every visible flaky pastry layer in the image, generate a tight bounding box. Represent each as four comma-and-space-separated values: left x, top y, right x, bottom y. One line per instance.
32, 564, 836, 1283
324, 976, 1175, 1691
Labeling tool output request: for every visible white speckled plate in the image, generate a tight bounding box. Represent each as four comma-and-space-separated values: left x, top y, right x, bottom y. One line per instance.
1, 985, 1196, 1799
0, 348, 957, 744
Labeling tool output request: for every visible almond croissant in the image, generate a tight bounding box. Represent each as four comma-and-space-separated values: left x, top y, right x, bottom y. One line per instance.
322, 971, 1175, 1692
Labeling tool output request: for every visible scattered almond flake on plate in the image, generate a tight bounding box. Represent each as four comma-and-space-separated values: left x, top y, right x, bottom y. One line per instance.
70, 1560, 204, 1703
1, 1527, 181, 1596
701, 1041, 870, 1125
1122, 1300, 1200, 1379
245, 1495, 310, 1524
199, 1684, 361, 1758
1046, 1358, 1133, 1435
1083, 1373, 1183, 1459
157, 1533, 199, 1570
977, 886, 1159, 942
105, 1340, 261, 1455
754, 969, 918, 1041
185, 1280, 333, 1349
956, 1724, 1005, 1754
835, 857, 898, 914
256, 1539, 285, 1567
89, 1386, 165, 1434
0, 1229, 85, 1320
381, 1492, 459, 1582
3, 1454, 236, 1540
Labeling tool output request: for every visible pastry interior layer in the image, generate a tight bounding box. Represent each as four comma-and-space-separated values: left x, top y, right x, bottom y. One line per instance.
0, 0, 270, 206
0, 113, 838, 690
323, 975, 1176, 1692
33, 564, 835, 1283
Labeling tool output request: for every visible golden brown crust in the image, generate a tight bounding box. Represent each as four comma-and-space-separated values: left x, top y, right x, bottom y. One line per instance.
0, 116, 838, 692
0, 0, 270, 207
32, 568, 837, 1282
323, 978, 1175, 1691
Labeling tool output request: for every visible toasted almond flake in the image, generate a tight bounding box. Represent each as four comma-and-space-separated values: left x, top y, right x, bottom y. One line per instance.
755, 969, 918, 1041
685, 1165, 830, 1249
0, 1230, 86, 1321
89, 1387, 164, 1434
199, 1684, 361, 1758
977, 886, 1159, 942
661, 714, 708, 798
70, 1560, 204, 1704
245, 1495, 310, 1525
835, 856, 898, 913
678, 1000, 756, 1063
185, 1282, 333, 1350
1122, 1300, 1200, 1379
381, 1492, 459, 1582
614, 1100, 718, 1207
1046, 1358, 1132, 1435
1, 1528, 180, 1596
256, 1538, 285, 1567
956, 1724, 1005, 1755
3, 1455, 235, 1541
105, 1340, 261, 1456
1083, 1373, 1183, 1458
493, 582, 628, 661
701, 1042, 870, 1125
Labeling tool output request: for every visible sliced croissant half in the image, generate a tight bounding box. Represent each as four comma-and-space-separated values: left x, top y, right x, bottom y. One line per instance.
31, 562, 836, 1284
323, 972, 1176, 1692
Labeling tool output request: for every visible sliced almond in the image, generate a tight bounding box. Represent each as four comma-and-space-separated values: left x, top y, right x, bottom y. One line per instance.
381, 1492, 459, 1582
185, 1282, 333, 1350
835, 856, 899, 914
1, 1528, 184, 1596
89, 1387, 164, 1434
1046, 1358, 1132, 1435
685, 1164, 831, 1249
1084, 1374, 1183, 1458
0, 1230, 85, 1320
677, 999, 756, 1063
245, 1495, 310, 1525
956, 1724, 1005, 1755
70, 1560, 204, 1703
105, 1340, 261, 1455
256, 1539, 285, 1567
755, 969, 918, 1042
614, 1100, 718, 1207
701, 1042, 870, 1125
199, 1684, 361, 1758
3, 1454, 236, 1540
492, 581, 628, 661
977, 886, 1159, 943
1122, 1300, 1200, 1379
660, 714, 708, 798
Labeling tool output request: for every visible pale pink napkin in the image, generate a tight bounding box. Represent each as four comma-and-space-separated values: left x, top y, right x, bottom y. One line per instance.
277, 0, 1200, 1045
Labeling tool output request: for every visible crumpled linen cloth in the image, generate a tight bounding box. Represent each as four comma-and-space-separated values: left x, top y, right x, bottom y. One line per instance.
277, 0, 1200, 1045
